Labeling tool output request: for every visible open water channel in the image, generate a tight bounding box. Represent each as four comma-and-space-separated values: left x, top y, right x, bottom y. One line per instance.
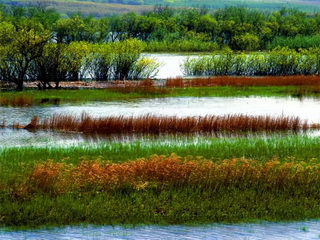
1, 54, 320, 239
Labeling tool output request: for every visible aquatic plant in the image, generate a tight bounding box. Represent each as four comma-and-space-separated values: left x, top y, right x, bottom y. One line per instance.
17, 114, 309, 134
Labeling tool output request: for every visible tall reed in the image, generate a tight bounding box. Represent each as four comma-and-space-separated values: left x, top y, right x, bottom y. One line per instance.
17, 114, 309, 134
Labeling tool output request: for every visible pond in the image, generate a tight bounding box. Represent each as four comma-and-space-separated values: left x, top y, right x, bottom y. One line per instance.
1, 220, 320, 240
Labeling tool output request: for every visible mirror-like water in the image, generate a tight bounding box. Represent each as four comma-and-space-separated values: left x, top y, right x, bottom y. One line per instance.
1, 221, 320, 240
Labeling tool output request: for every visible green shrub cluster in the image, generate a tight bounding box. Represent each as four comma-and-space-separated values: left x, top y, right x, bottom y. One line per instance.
268, 35, 320, 50
182, 48, 320, 76
0, 38, 159, 90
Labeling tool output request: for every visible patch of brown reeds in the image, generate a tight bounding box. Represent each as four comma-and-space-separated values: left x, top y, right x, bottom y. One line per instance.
165, 76, 320, 88
26, 154, 320, 196
19, 113, 309, 134
0, 95, 34, 107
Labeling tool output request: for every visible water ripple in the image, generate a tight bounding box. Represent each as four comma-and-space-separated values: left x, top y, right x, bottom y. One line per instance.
1, 221, 320, 240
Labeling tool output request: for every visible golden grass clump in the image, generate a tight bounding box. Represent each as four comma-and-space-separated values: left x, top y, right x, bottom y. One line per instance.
26, 155, 320, 196
20, 113, 308, 134
165, 76, 320, 88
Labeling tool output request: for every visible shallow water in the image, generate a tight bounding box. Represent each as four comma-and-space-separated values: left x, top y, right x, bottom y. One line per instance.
142, 53, 190, 79
1, 221, 320, 240
1, 97, 320, 125
1, 96, 320, 146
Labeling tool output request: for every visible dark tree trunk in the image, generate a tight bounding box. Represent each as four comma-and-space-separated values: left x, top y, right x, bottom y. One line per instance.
15, 80, 24, 91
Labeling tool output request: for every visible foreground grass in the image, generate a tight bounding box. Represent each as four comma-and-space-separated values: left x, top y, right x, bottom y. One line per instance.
1, 85, 320, 106
1, 135, 319, 228
1, 135, 319, 181
1, 154, 320, 228
2, 188, 320, 228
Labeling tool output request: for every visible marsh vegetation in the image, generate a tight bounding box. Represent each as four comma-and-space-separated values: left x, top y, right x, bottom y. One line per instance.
0, 4, 320, 233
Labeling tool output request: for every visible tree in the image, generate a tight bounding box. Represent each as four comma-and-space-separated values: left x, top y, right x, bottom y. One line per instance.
0, 24, 50, 90
29, 43, 69, 89
232, 33, 260, 51
112, 39, 144, 80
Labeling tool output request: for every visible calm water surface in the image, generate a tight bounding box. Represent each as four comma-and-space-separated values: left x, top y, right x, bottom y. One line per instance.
1, 96, 319, 146
1, 221, 320, 240
142, 53, 190, 79
1, 97, 320, 125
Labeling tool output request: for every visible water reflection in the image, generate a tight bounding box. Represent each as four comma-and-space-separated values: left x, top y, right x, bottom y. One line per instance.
1, 97, 320, 126
1, 96, 319, 146
1, 221, 320, 240
1, 128, 319, 148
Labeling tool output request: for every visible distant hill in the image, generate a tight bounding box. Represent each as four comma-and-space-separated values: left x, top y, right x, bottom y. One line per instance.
1, 0, 319, 16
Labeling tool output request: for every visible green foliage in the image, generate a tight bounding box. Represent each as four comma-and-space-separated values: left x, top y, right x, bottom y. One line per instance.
145, 39, 220, 52
232, 33, 260, 51
182, 48, 320, 76
1, 136, 320, 227
1, 5, 320, 89
267, 35, 320, 50
86, 39, 159, 80
0, 26, 50, 90
112, 38, 144, 79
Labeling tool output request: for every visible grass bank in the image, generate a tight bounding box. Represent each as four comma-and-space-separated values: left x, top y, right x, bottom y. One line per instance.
1, 131, 319, 228
1, 135, 319, 179
1, 154, 320, 228
1, 85, 319, 107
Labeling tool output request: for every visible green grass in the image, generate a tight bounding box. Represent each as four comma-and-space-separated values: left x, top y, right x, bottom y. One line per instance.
1, 86, 318, 106
1, 135, 319, 180
0, 88, 164, 106
170, 86, 310, 98
2, 189, 320, 228
1, 135, 320, 228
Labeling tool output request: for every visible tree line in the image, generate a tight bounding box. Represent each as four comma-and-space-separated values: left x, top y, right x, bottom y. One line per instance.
0, 5, 319, 49
0, 5, 319, 90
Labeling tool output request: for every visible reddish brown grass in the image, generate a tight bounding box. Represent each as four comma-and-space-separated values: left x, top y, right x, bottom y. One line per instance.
18, 113, 309, 134
0, 95, 34, 107
26, 154, 320, 196
165, 76, 320, 88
